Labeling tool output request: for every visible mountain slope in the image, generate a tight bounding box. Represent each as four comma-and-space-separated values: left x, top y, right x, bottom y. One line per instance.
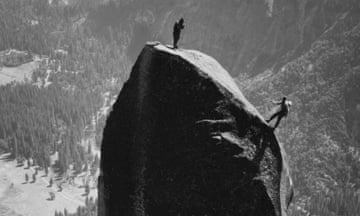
239, 7, 360, 213
88, 0, 360, 77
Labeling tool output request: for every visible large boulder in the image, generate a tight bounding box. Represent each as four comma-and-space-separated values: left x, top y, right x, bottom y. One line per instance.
99, 42, 293, 216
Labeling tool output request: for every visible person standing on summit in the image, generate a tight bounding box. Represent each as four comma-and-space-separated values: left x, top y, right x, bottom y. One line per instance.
173, 18, 185, 49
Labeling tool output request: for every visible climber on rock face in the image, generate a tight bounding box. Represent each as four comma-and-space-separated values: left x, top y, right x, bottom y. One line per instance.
267, 97, 292, 129
173, 18, 185, 49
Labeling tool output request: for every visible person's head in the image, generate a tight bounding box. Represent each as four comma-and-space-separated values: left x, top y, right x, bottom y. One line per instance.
179, 18, 184, 24
282, 97, 287, 102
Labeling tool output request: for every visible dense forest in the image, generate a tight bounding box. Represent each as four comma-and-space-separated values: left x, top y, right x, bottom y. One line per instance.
0, 0, 128, 190
0, 84, 96, 171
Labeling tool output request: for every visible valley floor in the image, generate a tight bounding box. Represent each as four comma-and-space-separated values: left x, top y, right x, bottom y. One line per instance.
0, 60, 39, 86
0, 153, 96, 216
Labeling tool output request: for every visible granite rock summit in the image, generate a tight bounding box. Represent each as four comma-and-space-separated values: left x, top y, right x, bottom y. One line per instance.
99, 42, 293, 216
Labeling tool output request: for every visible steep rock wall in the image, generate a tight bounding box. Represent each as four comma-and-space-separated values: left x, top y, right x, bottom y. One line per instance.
99, 42, 292, 216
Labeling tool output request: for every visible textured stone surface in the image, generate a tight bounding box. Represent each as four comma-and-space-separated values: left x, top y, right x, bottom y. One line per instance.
99, 42, 292, 216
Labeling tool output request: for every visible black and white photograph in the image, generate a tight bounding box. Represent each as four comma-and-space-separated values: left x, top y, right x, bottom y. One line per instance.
0, 0, 360, 215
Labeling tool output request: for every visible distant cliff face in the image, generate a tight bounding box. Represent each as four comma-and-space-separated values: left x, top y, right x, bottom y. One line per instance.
89, 0, 360, 76
239, 6, 360, 197
99, 43, 293, 216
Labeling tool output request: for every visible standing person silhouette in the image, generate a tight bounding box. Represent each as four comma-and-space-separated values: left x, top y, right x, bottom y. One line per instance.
173, 18, 185, 49
267, 97, 292, 129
